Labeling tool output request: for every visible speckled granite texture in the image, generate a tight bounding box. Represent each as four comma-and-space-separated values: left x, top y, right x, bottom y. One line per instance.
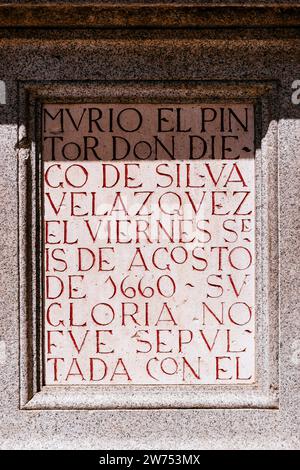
0, 2, 299, 449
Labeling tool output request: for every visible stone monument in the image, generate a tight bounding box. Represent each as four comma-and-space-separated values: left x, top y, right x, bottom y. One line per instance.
0, 1, 299, 450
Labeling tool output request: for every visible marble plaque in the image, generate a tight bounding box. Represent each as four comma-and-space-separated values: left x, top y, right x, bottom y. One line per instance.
43, 104, 255, 385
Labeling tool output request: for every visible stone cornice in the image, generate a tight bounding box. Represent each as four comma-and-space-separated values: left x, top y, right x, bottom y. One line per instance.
0, 4, 299, 29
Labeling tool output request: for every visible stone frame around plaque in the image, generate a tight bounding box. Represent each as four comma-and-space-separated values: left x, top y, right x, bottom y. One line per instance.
17, 80, 279, 410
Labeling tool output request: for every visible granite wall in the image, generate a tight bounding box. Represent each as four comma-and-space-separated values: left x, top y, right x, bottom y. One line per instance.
0, 2, 299, 449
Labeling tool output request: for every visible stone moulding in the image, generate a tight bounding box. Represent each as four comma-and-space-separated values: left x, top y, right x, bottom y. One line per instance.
0, 4, 300, 29
18, 79, 279, 410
